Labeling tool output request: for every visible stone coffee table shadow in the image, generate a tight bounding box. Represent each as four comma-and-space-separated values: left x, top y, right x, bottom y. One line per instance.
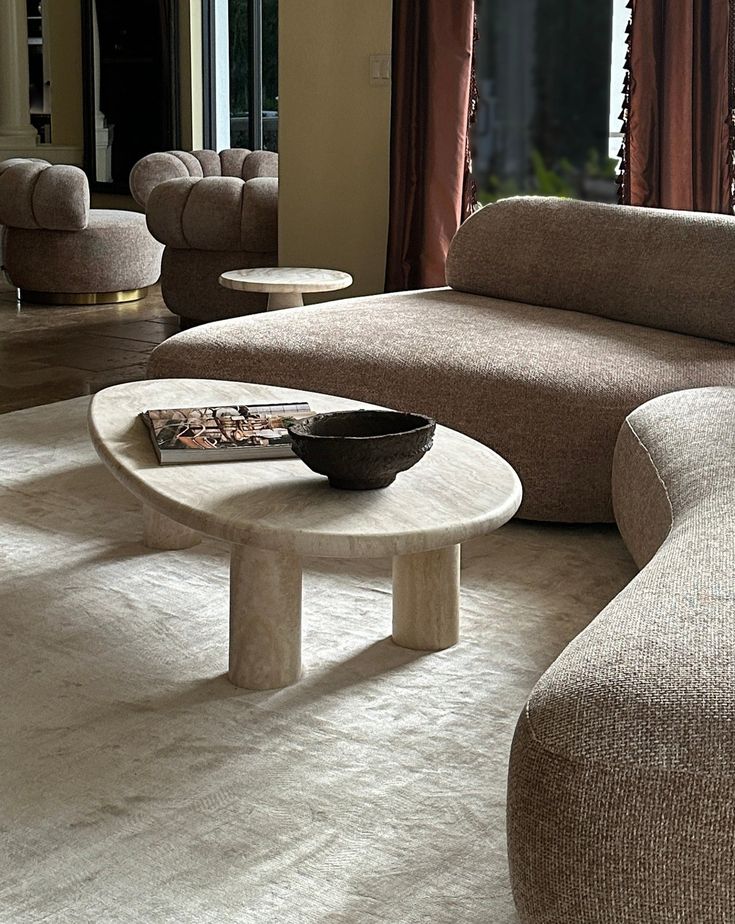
89, 379, 522, 690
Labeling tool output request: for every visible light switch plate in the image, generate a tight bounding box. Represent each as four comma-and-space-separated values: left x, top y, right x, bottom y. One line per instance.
369, 54, 391, 85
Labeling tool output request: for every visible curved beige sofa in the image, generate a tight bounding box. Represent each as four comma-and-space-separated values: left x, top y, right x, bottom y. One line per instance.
129, 149, 278, 324
508, 386, 735, 922
149, 197, 735, 522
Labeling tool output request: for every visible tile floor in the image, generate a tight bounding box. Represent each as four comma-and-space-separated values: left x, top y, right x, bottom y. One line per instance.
0, 279, 178, 414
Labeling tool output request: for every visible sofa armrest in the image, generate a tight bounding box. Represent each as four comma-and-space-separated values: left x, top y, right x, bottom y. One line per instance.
129, 151, 205, 208
0, 160, 89, 231
146, 175, 278, 253
240, 177, 278, 251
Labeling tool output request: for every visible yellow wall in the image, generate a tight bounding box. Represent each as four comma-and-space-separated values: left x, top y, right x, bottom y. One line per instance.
46, 0, 83, 148
179, 0, 203, 150
278, 0, 393, 299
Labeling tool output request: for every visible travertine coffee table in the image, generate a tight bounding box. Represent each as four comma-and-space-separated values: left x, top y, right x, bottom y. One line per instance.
89, 379, 522, 690
219, 266, 353, 310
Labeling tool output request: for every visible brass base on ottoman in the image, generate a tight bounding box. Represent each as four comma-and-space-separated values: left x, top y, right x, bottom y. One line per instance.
19, 287, 149, 306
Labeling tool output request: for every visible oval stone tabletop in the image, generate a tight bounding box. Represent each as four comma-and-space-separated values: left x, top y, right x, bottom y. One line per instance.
219, 267, 353, 295
88, 379, 522, 559
89, 379, 523, 689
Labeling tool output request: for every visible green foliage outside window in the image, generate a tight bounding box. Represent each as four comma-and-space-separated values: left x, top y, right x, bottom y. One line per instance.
477, 149, 619, 205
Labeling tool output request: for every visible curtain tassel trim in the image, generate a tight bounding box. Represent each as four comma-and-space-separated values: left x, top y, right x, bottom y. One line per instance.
617, 0, 634, 205
728, 0, 735, 212
462, 3, 480, 220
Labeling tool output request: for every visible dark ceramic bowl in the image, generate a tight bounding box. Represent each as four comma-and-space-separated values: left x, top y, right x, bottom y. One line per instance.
287, 410, 436, 490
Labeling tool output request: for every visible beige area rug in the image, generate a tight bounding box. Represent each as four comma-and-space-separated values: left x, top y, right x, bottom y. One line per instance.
0, 398, 637, 924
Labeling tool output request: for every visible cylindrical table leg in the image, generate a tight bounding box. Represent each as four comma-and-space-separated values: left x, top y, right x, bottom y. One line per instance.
267, 291, 304, 310
229, 544, 303, 689
392, 545, 461, 651
143, 508, 201, 550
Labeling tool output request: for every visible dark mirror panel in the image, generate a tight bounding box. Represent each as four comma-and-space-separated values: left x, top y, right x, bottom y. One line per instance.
81, 0, 180, 193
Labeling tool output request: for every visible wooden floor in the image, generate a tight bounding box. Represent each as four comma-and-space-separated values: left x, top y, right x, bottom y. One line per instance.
0, 279, 178, 415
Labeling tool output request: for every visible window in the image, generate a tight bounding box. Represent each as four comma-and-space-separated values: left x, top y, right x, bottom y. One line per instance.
203, 0, 278, 152
472, 0, 619, 204
608, 0, 629, 162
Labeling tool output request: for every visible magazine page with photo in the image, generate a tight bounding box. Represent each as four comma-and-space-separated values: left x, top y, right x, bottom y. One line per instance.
141, 402, 313, 464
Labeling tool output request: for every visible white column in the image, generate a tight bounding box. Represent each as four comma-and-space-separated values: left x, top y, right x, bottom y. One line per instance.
0, 0, 39, 151
91, 0, 112, 181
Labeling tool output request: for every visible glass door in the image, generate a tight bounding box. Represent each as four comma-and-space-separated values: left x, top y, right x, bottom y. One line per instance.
472, 0, 615, 205
204, 0, 278, 152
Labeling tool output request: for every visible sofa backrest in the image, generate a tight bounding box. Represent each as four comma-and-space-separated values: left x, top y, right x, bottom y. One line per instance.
446, 196, 735, 344
129, 149, 278, 208
0, 159, 89, 231
146, 175, 278, 253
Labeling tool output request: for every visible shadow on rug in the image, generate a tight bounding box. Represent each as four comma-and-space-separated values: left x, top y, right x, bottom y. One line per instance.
0, 398, 636, 924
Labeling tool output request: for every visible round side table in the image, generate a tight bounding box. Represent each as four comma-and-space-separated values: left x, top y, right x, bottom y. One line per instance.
219, 266, 353, 311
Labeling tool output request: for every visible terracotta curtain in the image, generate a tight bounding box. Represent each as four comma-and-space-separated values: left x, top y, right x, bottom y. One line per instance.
621, 0, 734, 212
385, 0, 476, 291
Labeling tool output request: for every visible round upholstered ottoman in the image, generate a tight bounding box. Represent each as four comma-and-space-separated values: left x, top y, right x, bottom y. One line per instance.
0, 158, 163, 305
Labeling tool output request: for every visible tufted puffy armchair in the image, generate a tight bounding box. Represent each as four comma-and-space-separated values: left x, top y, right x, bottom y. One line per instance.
0, 158, 163, 304
129, 149, 278, 325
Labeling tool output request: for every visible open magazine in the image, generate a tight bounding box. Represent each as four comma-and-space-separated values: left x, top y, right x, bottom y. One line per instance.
141, 402, 312, 465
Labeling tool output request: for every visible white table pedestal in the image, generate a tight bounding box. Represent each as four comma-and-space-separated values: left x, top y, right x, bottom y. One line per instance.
229, 545, 303, 689
392, 545, 461, 650
267, 291, 304, 311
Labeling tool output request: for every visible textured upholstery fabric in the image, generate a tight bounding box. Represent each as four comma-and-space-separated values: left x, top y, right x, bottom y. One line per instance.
0, 160, 89, 231
239, 178, 278, 250
507, 387, 735, 923
0, 160, 48, 229
0, 156, 48, 177
147, 177, 244, 250
147, 290, 735, 521
611, 420, 673, 568
191, 149, 221, 176
0, 158, 160, 295
219, 148, 250, 178
4, 210, 163, 292
129, 152, 193, 208
167, 151, 204, 177
129, 149, 278, 320
241, 150, 278, 180
129, 148, 278, 207
159, 248, 272, 320
146, 176, 278, 253
447, 197, 735, 343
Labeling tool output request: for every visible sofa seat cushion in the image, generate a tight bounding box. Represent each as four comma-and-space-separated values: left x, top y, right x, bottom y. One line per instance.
148, 289, 735, 522
4, 210, 163, 293
507, 386, 735, 922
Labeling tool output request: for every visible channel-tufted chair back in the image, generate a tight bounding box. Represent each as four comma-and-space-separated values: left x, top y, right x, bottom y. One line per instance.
129, 148, 278, 209
127, 148, 279, 324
